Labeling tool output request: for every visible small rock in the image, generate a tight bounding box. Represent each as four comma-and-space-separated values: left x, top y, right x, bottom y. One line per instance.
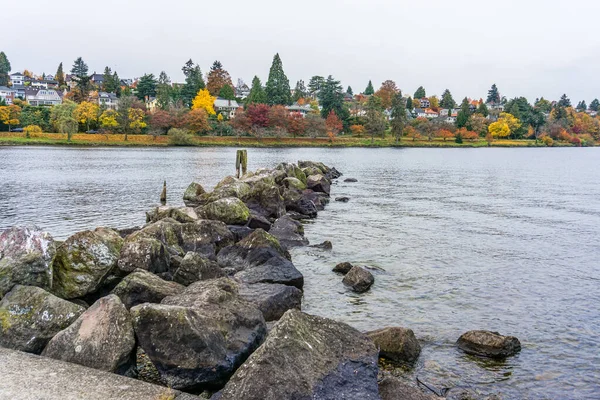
378, 376, 437, 400
366, 327, 421, 364
457, 330, 521, 359
173, 252, 225, 286
247, 212, 272, 231
344, 178, 358, 183
335, 196, 350, 202
111, 269, 184, 309
333, 262, 354, 274
342, 266, 374, 293
310, 240, 333, 250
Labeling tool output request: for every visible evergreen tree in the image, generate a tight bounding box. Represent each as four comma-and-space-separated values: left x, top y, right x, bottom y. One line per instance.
365, 96, 386, 143
246, 76, 267, 105
206, 60, 233, 96
390, 92, 407, 144
440, 89, 456, 109
590, 99, 600, 112
534, 97, 552, 113
0, 52, 10, 86
476, 102, 489, 117
308, 76, 325, 98
156, 71, 172, 109
576, 100, 587, 111
486, 84, 500, 104
55, 62, 65, 87
364, 80, 374, 95
557, 94, 571, 108
456, 97, 471, 128
70, 57, 91, 102
136, 73, 157, 100
293, 79, 307, 102
346, 86, 353, 96
102, 66, 115, 92
318, 75, 349, 125
112, 71, 122, 97
180, 59, 205, 108
265, 53, 292, 105
219, 84, 235, 100
413, 86, 426, 99
405, 96, 413, 111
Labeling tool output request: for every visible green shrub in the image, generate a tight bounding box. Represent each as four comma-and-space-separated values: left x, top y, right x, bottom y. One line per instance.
168, 128, 194, 146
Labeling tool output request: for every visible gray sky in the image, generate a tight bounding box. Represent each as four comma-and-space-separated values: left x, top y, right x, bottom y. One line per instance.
4, 0, 600, 103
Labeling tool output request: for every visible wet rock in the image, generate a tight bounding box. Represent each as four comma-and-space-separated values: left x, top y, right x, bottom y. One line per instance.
269, 215, 308, 248
52, 228, 124, 299
303, 189, 329, 211
238, 283, 302, 321
173, 252, 225, 286
0, 285, 85, 354
344, 178, 358, 183
245, 182, 286, 220
286, 195, 318, 218
343, 266, 375, 293
0, 226, 56, 298
42, 294, 136, 376
367, 327, 421, 364
218, 309, 380, 400
306, 174, 331, 195
298, 160, 328, 174
179, 219, 235, 257
378, 376, 437, 400
235, 255, 304, 289
333, 262, 354, 274
111, 269, 184, 309
311, 240, 332, 250
227, 225, 254, 242
217, 229, 290, 269
199, 197, 251, 225
146, 206, 198, 224
457, 330, 522, 359
285, 210, 312, 220
132, 278, 266, 390
115, 226, 141, 238
183, 182, 206, 206
335, 196, 350, 202
282, 176, 306, 191
247, 212, 271, 231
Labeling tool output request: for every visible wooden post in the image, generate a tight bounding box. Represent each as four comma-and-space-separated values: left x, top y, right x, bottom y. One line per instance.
160, 180, 167, 205
236, 149, 248, 178
241, 149, 247, 176
236, 150, 242, 178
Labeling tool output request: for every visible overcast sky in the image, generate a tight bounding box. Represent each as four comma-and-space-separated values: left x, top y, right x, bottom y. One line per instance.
4, 0, 600, 103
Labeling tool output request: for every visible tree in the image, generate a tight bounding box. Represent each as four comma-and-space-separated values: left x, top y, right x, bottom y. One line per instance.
265, 54, 292, 105
206, 60, 233, 97
149, 109, 174, 134
231, 108, 251, 136
346, 86, 353, 96
55, 62, 65, 87
486, 84, 500, 104
0, 52, 11, 86
128, 108, 146, 134
405, 96, 413, 111
181, 59, 205, 107
476, 102, 489, 117
364, 80, 375, 95
293, 80, 308, 102
558, 94, 571, 107
182, 108, 210, 133
576, 100, 587, 112
268, 105, 289, 130
156, 71, 172, 109
589, 99, 600, 112
287, 112, 306, 137
440, 89, 456, 109
488, 121, 510, 139
219, 84, 235, 100
365, 96, 386, 143
414, 86, 426, 99
308, 76, 325, 98
498, 112, 522, 137
437, 129, 454, 141
50, 101, 78, 140
73, 101, 99, 131
0, 104, 20, 131
534, 97, 552, 113
116, 95, 146, 133
319, 75, 349, 124
305, 113, 327, 138
429, 95, 440, 111
70, 57, 91, 102
459, 128, 480, 141
456, 97, 471, 128
246, 104, 270, 128
325, 110, 343, 140
99, 109, 119, 130
390, 92, 408, 144
136, 73, 157, 100
350, 124, 365, 137
467, 113, 488, 136
191, 89, 216, 115
374, 80, 399, 109
246, 76, 267, 105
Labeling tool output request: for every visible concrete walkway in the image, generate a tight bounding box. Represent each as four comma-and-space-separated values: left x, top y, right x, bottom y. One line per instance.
0, 348, 198, 400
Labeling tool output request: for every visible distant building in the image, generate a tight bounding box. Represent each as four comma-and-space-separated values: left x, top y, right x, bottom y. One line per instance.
286, 103, 313, 116
214, 98, 240, 119
11, 85, 25, 99
0, 86, 16, 104
235, 83, 250, 99
120, 78, 134, 87
90, 73, 104, 88
98, 92, 119, 109
419, 97, 430, 108
146, 97, 158, 113
414, 108, 438, 119
25, 88, 63, 106
10, 72, 25, 86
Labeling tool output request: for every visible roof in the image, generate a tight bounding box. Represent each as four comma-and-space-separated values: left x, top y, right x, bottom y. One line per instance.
91, 74, 104, 81
425, 109, 438, 114
214, 98, 240, 108
10, 72, 24, 76
98, 91, 118, 100
414, 108, 425, 113
0, 86, 15, 92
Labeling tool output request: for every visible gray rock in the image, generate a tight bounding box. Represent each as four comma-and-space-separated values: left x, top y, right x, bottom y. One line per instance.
179, 219, 235, 257
173, 252, 225, 286
343, 266, 375, 293
235, 255, 304, 289
52, 227, 124, 299
286, 195, 318, 218
238, 283, 302, 321
378, 376, 437, 400
269, 215, 309, 248
303, 189, 330, 211
344, 178, 358, 183
146, 206, 198, 224
42, 295, 136, 375
0, 226, 55, 298
132, 278, 266, 391
333, 262, 354, 274
183, 182, 206, 206
247, 212, 272, 231
199, 197, 251, 225
366, 327, 421, 364
244, 182, 286, 220
457, 330, 522, 359
306, 174, 331, 195
111, 269, 184, 309
335, 196, 350, 202
227, 225, 254, 242
311, 240, 333, 250
0, 285, 85, 354
219, 309, 380, 400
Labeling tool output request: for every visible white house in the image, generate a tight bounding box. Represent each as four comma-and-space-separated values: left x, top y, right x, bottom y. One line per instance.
98, 92, 119, 109
414, 108, 438, 119
235, 83, 250, 99
214, 98, 240, 119
419, 97, 430, 108
0, 86, 16, 104
25, 88, 63, 106
10, 72, 25, 86
286, 103, 313, 116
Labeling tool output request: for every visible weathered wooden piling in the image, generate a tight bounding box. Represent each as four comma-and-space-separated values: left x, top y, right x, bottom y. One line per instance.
236, 150, 248, 178
160, 180, 167, 205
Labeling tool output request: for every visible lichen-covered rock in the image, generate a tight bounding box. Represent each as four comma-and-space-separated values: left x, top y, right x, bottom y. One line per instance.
298, 160, 329, 173
366, 327, 421, 364
146, 206, 198, 224
183, 182, 206, 204
268, 215, 308, 249
333, 262, 354, 274
306, 174, 331, 195
52, 228, 124, 299
172, 252, 225, 286
131, 278, 266, 390
238, 283, 302, 321
378, 376, 437, 400
218, 309, 380, 400
111, 269, 184, 309
342, 266, 375, 293
247, 212, 271, 231
277, 163, 307, 185
0, 226, 55, 298
234, 256, 304, 289
457, 330, 522, 359
200, 197, 250, 225
179, 219, 235, 257
282, 176, 306, 191
0, 285, 85, 354
42, 295, 136, 375
245, 182, 286, 220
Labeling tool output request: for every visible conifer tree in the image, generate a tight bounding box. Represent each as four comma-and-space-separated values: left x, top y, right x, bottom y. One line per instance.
293, 80, 307, 102
440, 89, 456, 109
364, 80, 374, 95
405, 96, 413, 111
246, 76, 267, 105
55, 62, 65, 87
456, 97, 471, 128
156, 71, 172, 109
265, 53, 292, 105
70, 57, 91, 102
346, 86, 353, 96
476, 102, 489, 117
181, 59, 205, 108
308, 76, 325, 98
486, 84, 500, 104
206, 60, 233, 96
590, 99, 600, 112
318, 75, 349, 125
136, 73, 157, 100
219, 84, 235, 100
102, 66, 115, 92
576, 100, 587, 111
557, 94, 571, 107
0, 52, 10, 86
391, 92, 408, 144
414, 86, 426, 99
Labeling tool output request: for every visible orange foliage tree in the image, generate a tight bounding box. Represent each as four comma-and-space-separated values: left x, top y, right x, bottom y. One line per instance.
350, 124, 365, 137
182, 108, 211, 134
374, 80, 399, 109
287, 112, 306, 138
436, 129, 454, 141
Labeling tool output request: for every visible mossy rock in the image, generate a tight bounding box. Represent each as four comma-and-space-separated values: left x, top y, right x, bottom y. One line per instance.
277, 163, 307, 185
201, 197, 251, 225
183, 182, 206, 202
237, 229, 286, 257
283, 177, 306, 191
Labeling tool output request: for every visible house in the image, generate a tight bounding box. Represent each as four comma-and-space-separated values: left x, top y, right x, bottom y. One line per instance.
344, 92, 354, 102
120, 78, 133, 87
214, 98, 240, 118
90, 73, 104, 88
486, 102, 504, 112
25, 88, 63, 106
414, 108, 438, 119
286, 103, 313, 116
11, 85, 25, 99
10, 72, 25, 86
29, 80, 58, 89
98, 92, 119, 109
0, 86, 16, 104
146, 97, 158, 113
45, 74, 54, 81
419, 97, 430, 108
235, 83, 250, 99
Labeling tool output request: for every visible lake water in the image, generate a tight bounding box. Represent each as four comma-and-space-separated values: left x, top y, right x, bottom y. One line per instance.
1, 146, 599, 399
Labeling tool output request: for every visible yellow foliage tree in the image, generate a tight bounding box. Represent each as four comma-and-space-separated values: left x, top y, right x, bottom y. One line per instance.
0, 104, 21, 131
191, 89, 216, 115
488, 121, 510, 139
73, 101, 99, 131
128, 108, 147, 134
23, 125, 42, 138
498, 112, 521, 136
99, 109, 119, 130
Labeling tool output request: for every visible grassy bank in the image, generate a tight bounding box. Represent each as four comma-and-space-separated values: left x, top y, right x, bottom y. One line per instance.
0, 132, 573, 148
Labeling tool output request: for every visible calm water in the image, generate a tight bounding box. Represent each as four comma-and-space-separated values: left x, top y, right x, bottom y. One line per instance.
1, 146, 599, 399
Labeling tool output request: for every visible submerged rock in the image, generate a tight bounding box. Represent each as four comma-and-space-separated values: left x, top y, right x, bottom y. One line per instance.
200, 197, 251, 225
42, 294, 136, 376
333, 262, 354, 274
367, 327, 421, 364
344, 178, 358, 183
378, 376, 437, 400
343, 266, 375, 293
0, 285, 85, 354
218, 309, 380, 400
335, 196, 350, 202
457, 330, 522, 359
111, 269, 184, 309
238, 282, 302, 321
310, 240, 333, 250
0, 226, 56, 298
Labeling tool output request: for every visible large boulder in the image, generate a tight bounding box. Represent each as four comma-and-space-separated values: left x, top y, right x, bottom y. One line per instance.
0, 226, 56, 298
131, 278, 266, 391
306, 174, 331, 195
179, 219, 235, 257
199, 197, 250, 225
286, 195, 318, 218
457, 330, 522, 359
303, 189, 330, 211
277, 163, 307, 185
378, 376, 437, 400
218, 309, 380, 400
0, 285, 85, 354
183, 182, 206, 206
268, 215, 309, 248
238, 283, 302, 321
146, 206, 198, 224
282, 176, 306, 191
172, 252, 225, 286
111, 269, 184, 309
244, 182, 286, 220
343, 266, 375, 293
52, 228, 124, 299
42, 295, 136, 375
366, 327, 421, 364
235, 256, 304, 289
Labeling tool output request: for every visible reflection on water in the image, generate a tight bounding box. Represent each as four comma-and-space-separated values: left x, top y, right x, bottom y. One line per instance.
1, 146, 599, 399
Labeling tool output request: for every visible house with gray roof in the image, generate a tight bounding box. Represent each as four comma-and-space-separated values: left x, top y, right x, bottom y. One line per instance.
214, 98, 240, 119
25, 88, 63, 106
0, 86, 16, 104
98, 92, 119, 109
